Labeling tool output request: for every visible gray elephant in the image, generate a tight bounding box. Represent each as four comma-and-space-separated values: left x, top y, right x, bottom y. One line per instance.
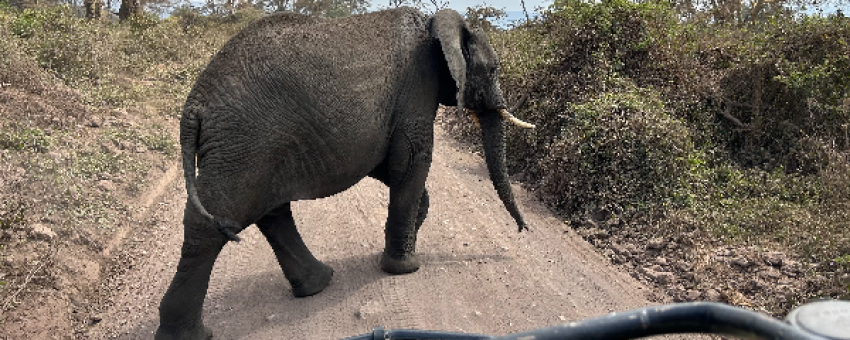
156, 7, 534, 340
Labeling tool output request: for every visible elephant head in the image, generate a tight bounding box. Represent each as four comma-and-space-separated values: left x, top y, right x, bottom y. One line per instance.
430, 10, 535, 232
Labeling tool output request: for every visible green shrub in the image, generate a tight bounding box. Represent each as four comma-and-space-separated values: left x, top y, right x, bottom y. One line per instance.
0, 125, 54, 152
0, 198, 27, 231
457, 0, 694, 219
488, 28, 555, 87
8, 6, 122, 88
672, 14, 850, 174
537, 90, 695, 218
101, 126, 176, 155
2, 5, 261, 109
141, 130, 176, 154
439, 0, 850, 309
543, 0, 677, 83
10, 8, 44, 38
71, 151, 135, 178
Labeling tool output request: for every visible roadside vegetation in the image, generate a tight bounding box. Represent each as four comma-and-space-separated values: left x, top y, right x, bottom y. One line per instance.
0, 2, 260, 335
0, 0, 846, 335
443, 0, 850, 315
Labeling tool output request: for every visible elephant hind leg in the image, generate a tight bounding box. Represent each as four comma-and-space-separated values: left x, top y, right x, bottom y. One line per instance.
157, 205, 228, 340
257, 203, 333, 297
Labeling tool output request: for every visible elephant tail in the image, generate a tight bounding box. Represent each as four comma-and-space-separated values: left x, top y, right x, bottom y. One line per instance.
181, 108, 242, 242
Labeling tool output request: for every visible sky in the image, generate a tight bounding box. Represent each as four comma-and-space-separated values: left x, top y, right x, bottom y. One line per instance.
370, 0, 554, 14
439, 0, 552, 12
368, 0, 555, 24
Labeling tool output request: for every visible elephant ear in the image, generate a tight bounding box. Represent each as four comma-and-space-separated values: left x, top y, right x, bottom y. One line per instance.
429, 9, 469, 111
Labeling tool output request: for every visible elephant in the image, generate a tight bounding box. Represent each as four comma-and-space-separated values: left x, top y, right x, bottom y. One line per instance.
155, 7, 534, 340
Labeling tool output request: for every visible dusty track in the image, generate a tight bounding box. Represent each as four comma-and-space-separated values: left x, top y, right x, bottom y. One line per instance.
87, 127, 671, 340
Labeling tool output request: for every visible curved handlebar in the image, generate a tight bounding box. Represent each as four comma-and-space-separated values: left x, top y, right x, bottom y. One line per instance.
341, 328, 493, 340
492, 302, 822, 340
342, 300, 850, 340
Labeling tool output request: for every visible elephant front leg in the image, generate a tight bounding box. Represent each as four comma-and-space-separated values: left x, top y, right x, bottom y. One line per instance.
257, 203, 334, 297
380, 149, 433, 275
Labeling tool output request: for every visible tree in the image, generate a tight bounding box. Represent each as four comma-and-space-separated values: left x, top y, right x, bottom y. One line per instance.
520, 0, 530, 22
675, 0, 849, 24
465, 3, 506, 31
118, 0, 143, 20
290, 0, 369, 17
142, 0, 184, 16
84, 0, 103, 19
251, 0, 290, 12
386, 0, 448, 14
249, 0, 368, 16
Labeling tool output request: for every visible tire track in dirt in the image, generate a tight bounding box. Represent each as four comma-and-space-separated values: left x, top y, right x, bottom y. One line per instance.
86, 127, 691, 340
102, 164, 181, 257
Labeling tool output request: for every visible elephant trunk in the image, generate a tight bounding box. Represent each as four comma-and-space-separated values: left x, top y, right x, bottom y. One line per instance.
478, 111, 528, 232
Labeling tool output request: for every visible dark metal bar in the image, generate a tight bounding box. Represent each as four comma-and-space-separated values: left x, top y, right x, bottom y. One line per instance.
337, 302, 850, 340
490, 302, 827, 340
340, 327, 495, 340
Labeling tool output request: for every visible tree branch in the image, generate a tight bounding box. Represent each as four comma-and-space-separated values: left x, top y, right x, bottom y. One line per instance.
721, 104, 747, 128
520, 0, 530, 22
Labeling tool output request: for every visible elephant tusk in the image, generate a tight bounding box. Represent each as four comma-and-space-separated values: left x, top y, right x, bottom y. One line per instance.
498, 108, 536, 129
467, 109, 481, 128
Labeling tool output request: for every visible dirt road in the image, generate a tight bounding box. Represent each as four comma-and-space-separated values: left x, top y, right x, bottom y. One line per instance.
87, 127, 666, 340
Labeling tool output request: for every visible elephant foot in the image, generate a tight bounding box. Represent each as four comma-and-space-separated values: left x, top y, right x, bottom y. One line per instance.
155, 324, 213, 340
291, 261, 334, 298
380, 252, 420, 275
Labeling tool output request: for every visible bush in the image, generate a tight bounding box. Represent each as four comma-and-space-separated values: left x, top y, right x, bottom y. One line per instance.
9, 6, 113, 83
442, 0, 850, 311
0, 13, 51, 94
1, 5, 262, 108
0, 125, 54, 152
537, 90, 695, 218
544, 0, 675, 80
708, 15, 850, 173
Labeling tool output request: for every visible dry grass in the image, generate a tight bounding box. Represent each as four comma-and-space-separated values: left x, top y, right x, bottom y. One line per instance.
0, 4, 260, 328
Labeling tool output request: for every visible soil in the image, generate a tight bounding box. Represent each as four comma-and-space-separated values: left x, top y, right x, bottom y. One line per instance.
574, 220, 813, 314
2, 59, 695, 337
0, 107, 176, 339
56, 126, 691, 340
3, 99, 782, 339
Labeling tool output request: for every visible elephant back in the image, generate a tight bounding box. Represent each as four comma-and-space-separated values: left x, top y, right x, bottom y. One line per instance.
181, 8, 440, 222
189, 8, 434, 120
